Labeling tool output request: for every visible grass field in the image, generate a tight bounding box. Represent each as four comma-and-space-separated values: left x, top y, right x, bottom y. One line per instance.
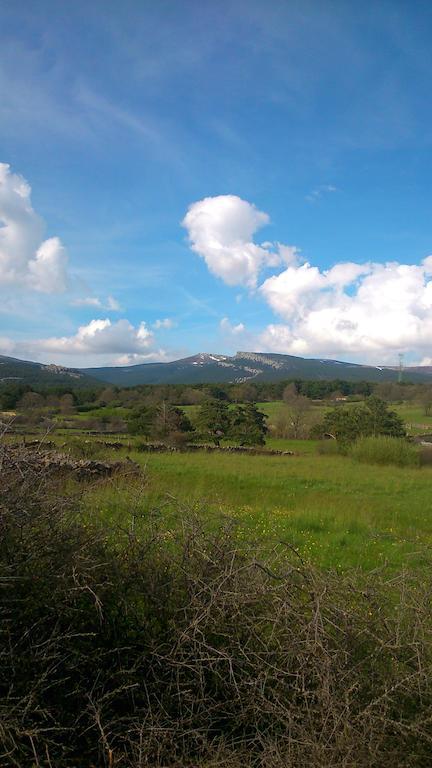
8, 396, 432, 574
81, 444, 432, 573
59, 399, 432, 434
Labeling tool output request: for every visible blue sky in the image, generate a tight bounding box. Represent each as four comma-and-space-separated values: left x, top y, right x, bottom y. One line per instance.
1, 0, 432, 367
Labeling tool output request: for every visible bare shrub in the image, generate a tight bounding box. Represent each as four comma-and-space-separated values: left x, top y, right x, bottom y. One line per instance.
2, 445, 432, 766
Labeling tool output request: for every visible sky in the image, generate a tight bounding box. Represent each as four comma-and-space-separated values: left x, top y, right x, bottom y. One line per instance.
1, 0, 432, 368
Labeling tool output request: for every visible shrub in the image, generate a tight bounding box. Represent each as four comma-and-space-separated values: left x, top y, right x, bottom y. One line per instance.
419, 446, 432, 466
316, 438, 343, 456
2, 443, 432, 767
349, 435, 420, 467
313, 396, 406, 443
66, 436, 106, 459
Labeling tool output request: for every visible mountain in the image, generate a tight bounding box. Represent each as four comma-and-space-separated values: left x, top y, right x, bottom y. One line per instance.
386, 365, 432, 377
3, 351, 431, 389
0, 355, 101, 388
83, 351, 432, 386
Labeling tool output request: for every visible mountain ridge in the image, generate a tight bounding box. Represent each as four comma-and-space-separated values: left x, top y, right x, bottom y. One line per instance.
82, 351, 432, 386
2, 351, 431, 389
0, 354, 101, 388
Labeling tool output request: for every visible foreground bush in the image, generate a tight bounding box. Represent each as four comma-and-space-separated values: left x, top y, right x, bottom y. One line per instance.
350, 435, 420, 467
2, 446, 432, 766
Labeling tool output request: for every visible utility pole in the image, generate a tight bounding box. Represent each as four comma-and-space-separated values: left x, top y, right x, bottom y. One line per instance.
398, 353, 404, 384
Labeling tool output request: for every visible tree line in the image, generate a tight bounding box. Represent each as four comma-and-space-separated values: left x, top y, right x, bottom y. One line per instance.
3, 376, 431, 413
127, 399, 268, 446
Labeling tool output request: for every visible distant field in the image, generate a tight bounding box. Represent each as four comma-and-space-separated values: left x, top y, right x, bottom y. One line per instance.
47, 399, 432, 436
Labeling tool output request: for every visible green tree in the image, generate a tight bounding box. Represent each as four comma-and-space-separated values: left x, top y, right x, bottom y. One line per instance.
127, 405, 155, 437
365, 396, 406, 437
229, 403, 268, 446
153, 402, 193, 441
312, 396, 405, 443
196, 398, 231, 445
0, 383, 31, 410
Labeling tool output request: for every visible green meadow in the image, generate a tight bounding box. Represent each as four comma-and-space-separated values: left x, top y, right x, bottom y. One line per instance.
9, 395, 432, 572
82, 442, 432, 572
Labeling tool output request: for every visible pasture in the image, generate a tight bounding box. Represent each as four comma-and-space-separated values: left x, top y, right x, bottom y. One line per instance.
81, 442, 432, 572
5, 394, 432, 573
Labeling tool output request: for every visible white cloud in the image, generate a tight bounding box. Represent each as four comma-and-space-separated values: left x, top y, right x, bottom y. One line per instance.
182, 194, 298, 288
71, 297, 103, 308
260, 262, 327, 318
305, 184, 337, 203
28, 237, 68, 293
257, 258, 432, 362
0, 163, 69, 293
220, 317, 246, 335
106, 295, 121, 311
71, 295, 121, 310
0, 318, 167, 367
185, 195, 432, 363
35, 318, 154, 356
153, 317, 176, 329
0, 336, 16, 355
113, 350, 169, 365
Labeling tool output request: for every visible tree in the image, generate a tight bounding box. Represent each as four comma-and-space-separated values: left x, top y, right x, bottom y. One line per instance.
312, 396, 405, 443
180, 387, 205, 405
152, 403, 193, 442
230, 383, 257, 403
230, 403, 268, 446
196, 398, 231, 445
16, 391, 45, 426
282, 385, 311, 439
0, 383, 31, 410
17, 391, 45, 411
127, 405, 155, 437
97, 387, 116, 406
365, 396, 406, 437
419, 385, 432, 416
374, 382, 407, 403
59, 393, 75, 415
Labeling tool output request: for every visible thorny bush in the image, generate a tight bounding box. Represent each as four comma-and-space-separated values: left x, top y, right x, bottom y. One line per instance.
1, 444, 432, 767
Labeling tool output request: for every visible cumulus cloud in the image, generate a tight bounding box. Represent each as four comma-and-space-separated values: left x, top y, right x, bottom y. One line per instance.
71, 297, 102, 308
182, 194, 299, 288
113, 351, 169, 365
220, 317, 246, 335
258, 258, 432, 362
71, 295, 121, 310
184, 195, 432, 362
0, 318, 168, 367
33, 318, 155, 356
153, 317, 176, 329
0, 163, 69, 293
260, 261, 370, 319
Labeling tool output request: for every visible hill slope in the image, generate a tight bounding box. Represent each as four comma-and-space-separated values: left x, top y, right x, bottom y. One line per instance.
83, 351, 432, 386
0, 355, 101, 388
